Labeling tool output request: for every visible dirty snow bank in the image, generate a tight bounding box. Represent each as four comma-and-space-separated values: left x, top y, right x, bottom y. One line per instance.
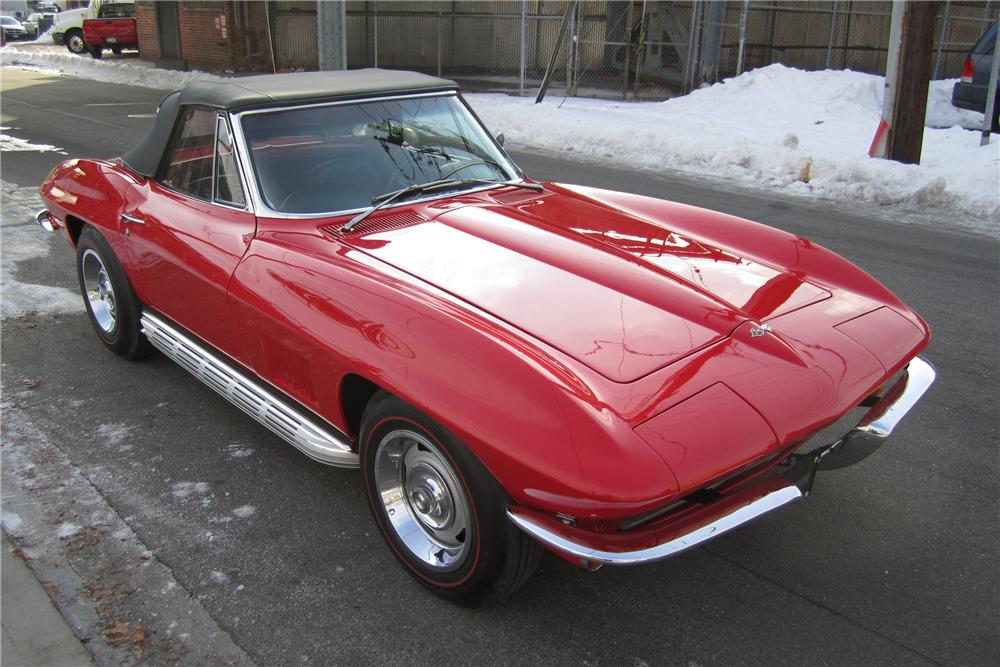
470, 65, 999, 230
1, 181, 83, 319
32, 26, 54, 44
1, 45, 224, 90
0, 124, 62, 152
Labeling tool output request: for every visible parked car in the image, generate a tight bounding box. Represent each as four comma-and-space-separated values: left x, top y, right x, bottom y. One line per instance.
1, 15, 26, 41
22, 12, 56, 39
35, 70, 935, 603
952, 20, 999, 132
83, 0, 136, 58
53, 0, 133, 55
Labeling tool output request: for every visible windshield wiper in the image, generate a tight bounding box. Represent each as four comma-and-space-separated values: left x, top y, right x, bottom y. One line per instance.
342, 178, 544, 233
342, 179, 463, 232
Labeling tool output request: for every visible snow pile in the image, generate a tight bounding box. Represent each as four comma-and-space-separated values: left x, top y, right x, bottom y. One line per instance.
0, 181, 83, 320
1, 48, 996, 227
470, 64, 999, 227
1, 45, 224, 90
0, 124, 62, 152
32, 26, 54, 44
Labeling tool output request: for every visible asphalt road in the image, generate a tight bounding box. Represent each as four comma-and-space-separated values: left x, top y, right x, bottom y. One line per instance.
2, 68, 998, 666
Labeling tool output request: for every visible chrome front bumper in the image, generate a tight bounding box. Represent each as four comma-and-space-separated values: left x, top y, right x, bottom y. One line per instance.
508, 356, 936, 567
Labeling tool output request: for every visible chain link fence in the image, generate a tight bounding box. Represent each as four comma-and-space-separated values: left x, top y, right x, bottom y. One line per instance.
274, 1, 999, 100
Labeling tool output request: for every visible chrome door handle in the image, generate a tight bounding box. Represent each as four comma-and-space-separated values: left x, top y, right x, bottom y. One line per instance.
120, 213, 146, 225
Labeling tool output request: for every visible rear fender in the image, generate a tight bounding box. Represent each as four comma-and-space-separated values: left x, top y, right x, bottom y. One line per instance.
40, 158, 146, 276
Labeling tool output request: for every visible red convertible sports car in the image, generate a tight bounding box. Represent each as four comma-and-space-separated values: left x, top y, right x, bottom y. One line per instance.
37, 69, 935, 603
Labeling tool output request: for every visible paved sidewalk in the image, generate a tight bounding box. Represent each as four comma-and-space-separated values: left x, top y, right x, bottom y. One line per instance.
1, 535, 95, 667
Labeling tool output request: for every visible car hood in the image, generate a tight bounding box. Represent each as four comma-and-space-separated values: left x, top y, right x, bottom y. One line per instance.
345, 187, 830, 383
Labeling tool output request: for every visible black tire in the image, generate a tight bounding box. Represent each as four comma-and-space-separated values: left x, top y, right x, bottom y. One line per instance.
88, 45, 102, 59
64, 28, 85, 54
110, 45, 122, 54
360, 392, 542, 604
75, 226, 152, 360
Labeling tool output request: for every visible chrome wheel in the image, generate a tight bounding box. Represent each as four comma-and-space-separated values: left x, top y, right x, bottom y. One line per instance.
373, 429, 471, 571
81, 249, 118, 334
66, 33, 85, 53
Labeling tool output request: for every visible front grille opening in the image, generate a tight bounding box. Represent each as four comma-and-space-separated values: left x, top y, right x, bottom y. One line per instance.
618, 453, 785, 532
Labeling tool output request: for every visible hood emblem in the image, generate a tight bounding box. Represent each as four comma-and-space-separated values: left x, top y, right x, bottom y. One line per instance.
749, 323, 774, 338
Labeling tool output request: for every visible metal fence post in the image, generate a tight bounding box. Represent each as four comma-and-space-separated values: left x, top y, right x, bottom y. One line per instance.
536, 0, 578, 103
572, 1, 581, 96
519, 0, 527, 96
634, 0, 647, 95
623, 0, 633, 98
841, 0, 853, 69
566, 2, 576, 95
437, 7, 443, 77
686, 0, 704, 91
737, 0, 750, 75
932, 0, 950, 79
826, 0, 839, 69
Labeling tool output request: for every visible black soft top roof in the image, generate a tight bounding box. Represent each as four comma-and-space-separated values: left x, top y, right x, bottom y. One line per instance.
121, 69, 457, 178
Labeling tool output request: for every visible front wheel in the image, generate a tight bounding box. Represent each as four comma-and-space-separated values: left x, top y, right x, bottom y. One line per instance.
76, 226, 151, 359
64, 28, 85, 54
360, 392, 541, 604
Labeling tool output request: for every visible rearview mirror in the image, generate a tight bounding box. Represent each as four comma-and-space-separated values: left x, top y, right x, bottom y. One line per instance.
496, 132, 505, 146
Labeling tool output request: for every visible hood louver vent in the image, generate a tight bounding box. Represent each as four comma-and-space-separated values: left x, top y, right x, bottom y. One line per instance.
491, 189, 550, 205
323, 210, 428, 238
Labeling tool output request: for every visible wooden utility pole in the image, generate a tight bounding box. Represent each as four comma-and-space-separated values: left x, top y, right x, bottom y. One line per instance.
870, 0, 940, 164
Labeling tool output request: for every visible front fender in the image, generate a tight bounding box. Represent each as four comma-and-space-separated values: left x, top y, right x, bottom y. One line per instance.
552, 183, 913, 315
226, 222, 680, 520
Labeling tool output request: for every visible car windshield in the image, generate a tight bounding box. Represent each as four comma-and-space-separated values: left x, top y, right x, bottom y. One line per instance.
1, 17, 19, 26
239, 94, 518, 215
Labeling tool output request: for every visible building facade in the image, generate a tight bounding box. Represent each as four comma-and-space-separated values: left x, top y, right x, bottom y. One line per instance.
136, 0, 272, 72
135, 1, 998, 100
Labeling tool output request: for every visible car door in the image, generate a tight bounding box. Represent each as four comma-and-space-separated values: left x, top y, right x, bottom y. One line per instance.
122, 106, 255, 359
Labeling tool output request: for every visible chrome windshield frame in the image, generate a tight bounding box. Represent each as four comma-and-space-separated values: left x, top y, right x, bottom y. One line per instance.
229, 91, 525, 220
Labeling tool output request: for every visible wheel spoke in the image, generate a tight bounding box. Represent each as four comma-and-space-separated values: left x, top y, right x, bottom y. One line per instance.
81, 249, 118, 334
373, 428, 472, 571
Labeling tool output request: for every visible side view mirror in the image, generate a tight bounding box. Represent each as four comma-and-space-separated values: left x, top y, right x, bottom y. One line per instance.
495, 132, 505, 146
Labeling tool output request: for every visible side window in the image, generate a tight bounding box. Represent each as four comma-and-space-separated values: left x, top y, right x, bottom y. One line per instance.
214, 117, 246, 207
161, 107, 216, 201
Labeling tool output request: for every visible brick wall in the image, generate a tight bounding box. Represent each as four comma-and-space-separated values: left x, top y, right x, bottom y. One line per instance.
138, 0, 257, 72
135, 1, 158, 63
177, 1, 236, 71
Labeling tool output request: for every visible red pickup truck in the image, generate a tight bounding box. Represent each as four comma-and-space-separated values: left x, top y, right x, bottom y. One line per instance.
83, 1, 136, 59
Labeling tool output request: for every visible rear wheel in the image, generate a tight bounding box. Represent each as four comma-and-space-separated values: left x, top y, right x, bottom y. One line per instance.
360, 392, 541, 604
76, 226, 151, 359
64, 28, 84, 54
88, 45, 102, 59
